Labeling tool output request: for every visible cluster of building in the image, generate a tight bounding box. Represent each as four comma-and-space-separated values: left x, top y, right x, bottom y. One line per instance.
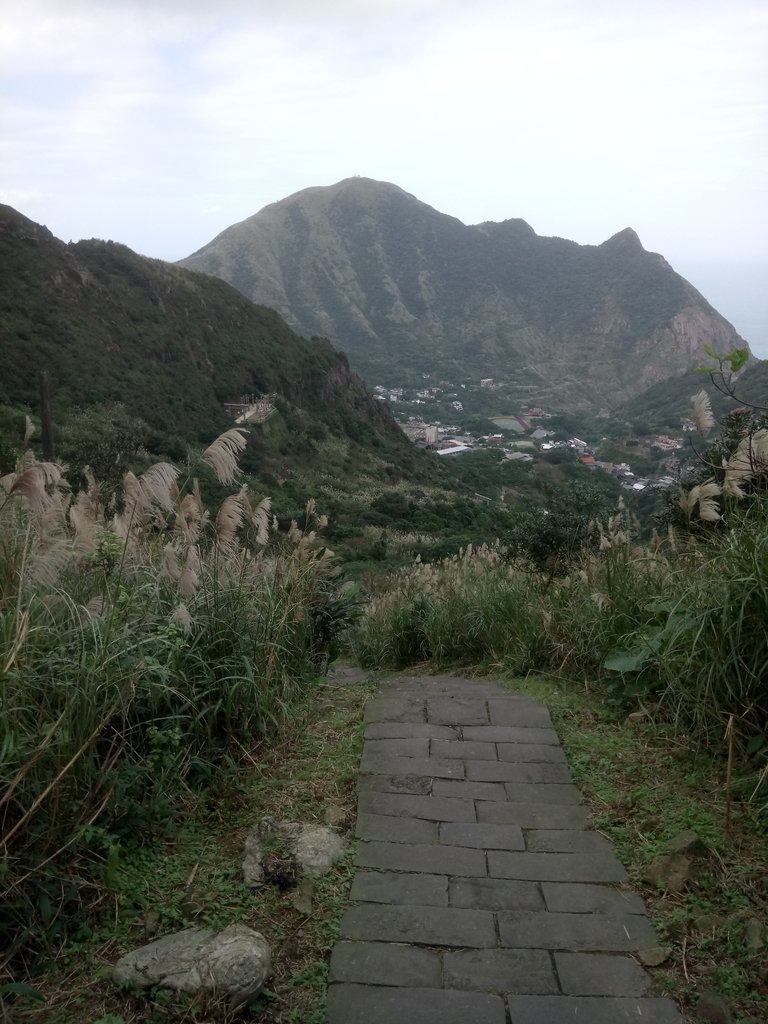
396, 388, 684, 491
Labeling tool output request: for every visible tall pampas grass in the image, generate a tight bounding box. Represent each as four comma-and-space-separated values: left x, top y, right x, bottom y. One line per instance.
0, 429, 344, 962
202, 427, 248, 485
679, 480, 722, 523
691, 389, 715, 436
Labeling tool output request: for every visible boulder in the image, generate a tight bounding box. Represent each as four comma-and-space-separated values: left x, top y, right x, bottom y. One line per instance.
113, 923, 270, 1008
664, 830, 708, 856
272, 821, 345, 876
695, 990, 734, 1024
643, 853, 692, 892
293, 824, 345, 876
637, 946, 669, 966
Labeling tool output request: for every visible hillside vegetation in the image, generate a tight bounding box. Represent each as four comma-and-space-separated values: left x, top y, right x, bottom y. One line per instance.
0, 203, 411, 467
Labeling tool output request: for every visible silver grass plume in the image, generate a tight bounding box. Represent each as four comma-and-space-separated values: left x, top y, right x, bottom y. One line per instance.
171, 602, 193, 633
202, 428, 248, 485
175, 483, 208, 544
137, 462, 179, 512
179, 546, 200, 598
216, 485, 247, 548
679, 480, 722, 522
250, 496, 272, 546
8, 462, 68, 512
161, 543, 182, 583
691, 390, 715, 436
723, 429, 768, 498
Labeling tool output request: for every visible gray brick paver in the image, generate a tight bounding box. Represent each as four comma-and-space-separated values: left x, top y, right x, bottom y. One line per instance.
328, 985, 506, 1024
507, 995, 682, 1023
488, 849, 628, 883
526, 829, 614, 853
427, 697, 490, 724
329, 941, 442, 987
497, 910, 659, 950
439, 821, 524, 850
359, 753, 465, 779
340, 903, 497, 947
364, 723, 458, 739
355, 812, 437, 844
433, 779, 508, 801
449, 876, 544, 910
327, 675, 682, 1024
541, 881, 647, 915
357, 773, 432, 795
462, 725, 560, 744
358, 789, 476, 822
350, 870, 448, 906
503, 782, 582, 803
364, 696, 425, 723
467, 759, 573, 783
431, 738, 498, 760
554, 952, 651, 996
356, 839, 487, 876
443, 948, 558, 994
497, 742, 568, 763
478, 800, 588, 829
487, 700, 553, 727
362, 737, 430, 758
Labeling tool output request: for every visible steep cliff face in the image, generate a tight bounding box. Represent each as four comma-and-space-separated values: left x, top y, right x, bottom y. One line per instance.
180, 178, 746, 410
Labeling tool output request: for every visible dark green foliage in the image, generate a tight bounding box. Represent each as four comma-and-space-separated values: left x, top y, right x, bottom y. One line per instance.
0, 204, 411, 467
505, 482, 618, 572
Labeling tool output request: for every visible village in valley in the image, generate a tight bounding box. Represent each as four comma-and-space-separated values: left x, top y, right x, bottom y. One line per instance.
372, 375, 689, 494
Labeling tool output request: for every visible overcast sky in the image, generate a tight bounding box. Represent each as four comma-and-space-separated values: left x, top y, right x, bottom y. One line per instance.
3, 0, 767, 353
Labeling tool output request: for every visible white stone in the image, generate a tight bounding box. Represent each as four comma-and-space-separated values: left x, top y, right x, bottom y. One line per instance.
112, 923, 270, 1007
293, 824, 345, 876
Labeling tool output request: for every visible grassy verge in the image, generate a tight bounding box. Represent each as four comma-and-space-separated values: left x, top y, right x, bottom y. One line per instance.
6, 673, 375, 1024
495, 672, 768, 1024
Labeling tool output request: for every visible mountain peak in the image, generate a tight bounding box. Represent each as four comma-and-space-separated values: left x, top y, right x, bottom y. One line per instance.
601, 227, 644, 252
179, 182, 744, 409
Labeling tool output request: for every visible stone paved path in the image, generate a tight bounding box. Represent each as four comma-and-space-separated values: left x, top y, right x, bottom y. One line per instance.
327, 675, 683, 1024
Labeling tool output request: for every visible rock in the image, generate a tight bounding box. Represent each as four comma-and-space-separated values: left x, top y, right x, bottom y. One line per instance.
744, 916, 764, 954
637, 946, 670, 966
691, 912, 727, 935
244, 819, 346, 884
291, 877, 315, 915
273, 821, 345, 876
643, 853, 692, 892
324, 804, 347, 827
113, 923, 271, 1008
695, 990, 733, 1024
293, 825, 345, 876
242, 827, 264, 886
664, 830, 708, 856
143, 909, 161, 937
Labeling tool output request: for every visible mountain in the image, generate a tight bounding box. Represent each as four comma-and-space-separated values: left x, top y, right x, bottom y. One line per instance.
0, 203, 413, 472
179, 178, 746, 411
618, 358, 768, 432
